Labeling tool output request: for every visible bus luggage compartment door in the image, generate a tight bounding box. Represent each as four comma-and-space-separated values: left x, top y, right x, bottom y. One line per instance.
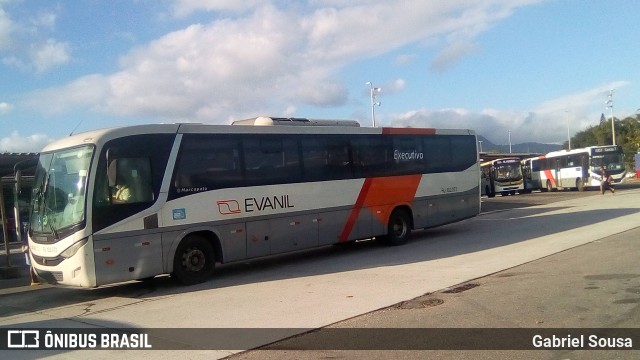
94, 232, 163, 285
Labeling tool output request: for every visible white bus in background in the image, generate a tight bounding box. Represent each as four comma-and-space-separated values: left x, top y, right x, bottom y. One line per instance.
26, 117, 480, 288
536, 145, 626, 192
521, 156, 543, 193
480, 157, 524, 197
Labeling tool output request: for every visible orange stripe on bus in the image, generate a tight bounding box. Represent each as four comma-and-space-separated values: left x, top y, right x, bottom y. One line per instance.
543, 169, 556, 187
339, 178, 373, 242
339, 174, 422, 242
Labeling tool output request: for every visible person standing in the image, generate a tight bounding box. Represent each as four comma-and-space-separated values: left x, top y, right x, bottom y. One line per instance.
600, 167, 615, 195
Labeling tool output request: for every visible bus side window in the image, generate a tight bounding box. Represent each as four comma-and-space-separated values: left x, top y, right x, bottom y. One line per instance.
302, 136, 352, 181
351, 135, 390, 178
108, 157, 154, 203
243, 136, 301, 185
174, 135, 242, 190
423, 136, 451, 173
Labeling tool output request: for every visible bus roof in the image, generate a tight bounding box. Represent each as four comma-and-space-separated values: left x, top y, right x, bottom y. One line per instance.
480, 157, 521, 167
231, 117, 361, 127
545, 145, 621, 158
39, 120, 476, 152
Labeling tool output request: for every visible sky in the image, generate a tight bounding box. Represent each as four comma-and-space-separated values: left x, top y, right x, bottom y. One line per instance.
1, 0, 639, 153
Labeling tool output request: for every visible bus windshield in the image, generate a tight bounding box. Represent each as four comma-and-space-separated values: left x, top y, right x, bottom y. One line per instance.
591, 153, 624, 171
494, 163, 523, 181
30, 145, 94, 242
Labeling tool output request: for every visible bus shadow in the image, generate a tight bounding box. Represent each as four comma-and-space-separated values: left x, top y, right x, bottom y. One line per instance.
1, 206, 638, 318
148, 205, 640, 291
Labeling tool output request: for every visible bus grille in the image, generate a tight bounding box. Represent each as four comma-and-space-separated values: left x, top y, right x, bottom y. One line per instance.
35, 269, 63, 284
32, 254, 64, 267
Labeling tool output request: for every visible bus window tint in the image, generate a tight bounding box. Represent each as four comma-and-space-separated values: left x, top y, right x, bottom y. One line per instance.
423, 136, 451, 172
174, 135, 242, 191
351, 136, 391, 177
451, 135, 477, 170
392, 136, 425, 174
243, 136, 301, 186
301, 136, 352, 181
109, 157, 154, 203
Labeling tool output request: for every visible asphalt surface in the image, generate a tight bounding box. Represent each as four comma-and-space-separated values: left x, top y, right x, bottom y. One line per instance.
1, 183, 638, 360
225, 186, 640, 360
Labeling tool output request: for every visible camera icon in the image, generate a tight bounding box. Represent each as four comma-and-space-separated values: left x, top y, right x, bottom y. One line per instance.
7, 330, 40, 348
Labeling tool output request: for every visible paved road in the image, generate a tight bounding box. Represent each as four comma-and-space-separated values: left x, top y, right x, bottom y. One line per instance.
1, 184, 639, 359
230, 227, 640, 360
228, 186, 640, 359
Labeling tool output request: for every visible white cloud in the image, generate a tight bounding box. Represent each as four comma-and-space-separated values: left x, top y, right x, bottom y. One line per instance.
31, 11, 56, 29
32, 38, 71, 73
430, 41, 479, 72
0, 131, 52, 153
0, 5, 14, 49
0, 4, 69, 73
171, 0, 270, 17
23, 74, 109, 114
23, 1, 546, 123
0, 101, 13, 114
389, 81, 633, 145
386, 78, 406, 94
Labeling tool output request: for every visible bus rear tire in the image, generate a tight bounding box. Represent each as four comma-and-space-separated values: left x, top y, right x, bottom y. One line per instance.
382, 209, 412, 246
172, 235, 215, 285
576, 179, 585, 192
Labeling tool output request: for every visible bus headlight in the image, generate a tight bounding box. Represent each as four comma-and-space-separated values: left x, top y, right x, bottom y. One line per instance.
60, 238, 88, 259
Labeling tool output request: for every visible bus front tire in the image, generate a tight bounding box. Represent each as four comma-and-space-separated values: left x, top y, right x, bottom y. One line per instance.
172, 235, 215, 285
383, 209, 412, 246
577, 179, 585, 192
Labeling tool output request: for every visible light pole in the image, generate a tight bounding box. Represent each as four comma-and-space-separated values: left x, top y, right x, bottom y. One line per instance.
365, 82, 381, 127
565, 109, 571, 150
508, 130, 512, 153
478, 140, 483, 153
605, 90, 616, 146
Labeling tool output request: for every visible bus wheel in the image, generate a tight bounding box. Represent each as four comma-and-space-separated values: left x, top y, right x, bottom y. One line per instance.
576, 179, 585, 192
383, 209, 412, 246
172, 235, 215, 285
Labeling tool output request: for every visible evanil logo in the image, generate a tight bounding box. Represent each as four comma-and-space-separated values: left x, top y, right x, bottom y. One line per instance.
217, 195, 295, 215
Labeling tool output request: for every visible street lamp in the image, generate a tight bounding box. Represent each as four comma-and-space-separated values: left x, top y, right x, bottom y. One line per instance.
565, 109, 571, 150
365, 82, 381, 127
508, 130, 512, 153
605, 90, 616, 146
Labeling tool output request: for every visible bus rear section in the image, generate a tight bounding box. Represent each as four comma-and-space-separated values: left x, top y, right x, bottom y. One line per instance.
521, 156, 543, 193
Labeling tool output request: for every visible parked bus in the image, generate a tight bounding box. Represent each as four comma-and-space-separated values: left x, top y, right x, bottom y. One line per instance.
480, 157, 524, 197
521, 156, 543, 193
536, 145, 625, 192
26, 117, 480, 288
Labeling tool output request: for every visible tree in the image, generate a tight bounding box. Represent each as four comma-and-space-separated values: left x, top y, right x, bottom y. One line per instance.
569, 114, 640, 170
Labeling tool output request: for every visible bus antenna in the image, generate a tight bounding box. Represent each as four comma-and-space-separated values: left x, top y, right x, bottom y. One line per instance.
69, 118, 85, 136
